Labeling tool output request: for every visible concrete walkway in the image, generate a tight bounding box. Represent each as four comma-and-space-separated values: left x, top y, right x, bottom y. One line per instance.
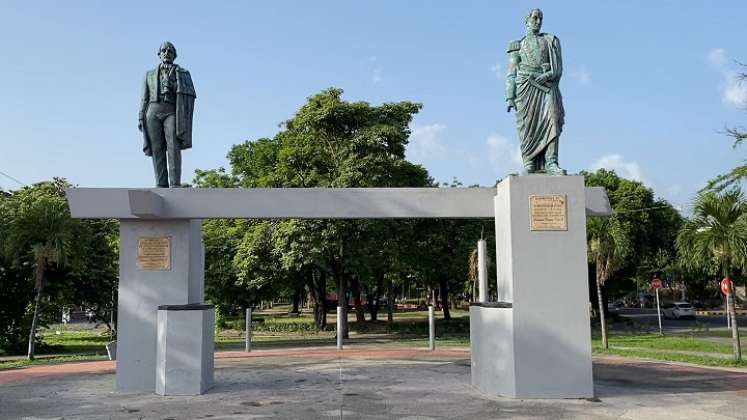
2, 346, 747, 419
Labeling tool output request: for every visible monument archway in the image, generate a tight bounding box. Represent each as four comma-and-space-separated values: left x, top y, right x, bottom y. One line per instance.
67, 177, 610, 397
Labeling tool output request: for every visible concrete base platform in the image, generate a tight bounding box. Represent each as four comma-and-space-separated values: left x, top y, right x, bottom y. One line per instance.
3, 349, 747, 420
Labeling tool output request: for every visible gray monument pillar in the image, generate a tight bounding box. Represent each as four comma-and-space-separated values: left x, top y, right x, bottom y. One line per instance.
470, 175, 594, 398
116, 219, 205, 392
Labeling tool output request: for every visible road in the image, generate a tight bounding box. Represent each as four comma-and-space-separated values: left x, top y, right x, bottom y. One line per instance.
612, 307, 736, 333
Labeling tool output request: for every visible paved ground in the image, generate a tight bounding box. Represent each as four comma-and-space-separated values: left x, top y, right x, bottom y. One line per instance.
2, 347, 747, 419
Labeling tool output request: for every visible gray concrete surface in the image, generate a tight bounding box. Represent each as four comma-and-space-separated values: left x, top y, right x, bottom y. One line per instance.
65, 186, 611, 220
487, 176, 593, 398
117, 219, 205, 392
3, 353, 747, 420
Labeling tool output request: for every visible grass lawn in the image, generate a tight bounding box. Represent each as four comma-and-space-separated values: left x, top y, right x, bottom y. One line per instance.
591, 333, 747, 367
5, 309, 747, 371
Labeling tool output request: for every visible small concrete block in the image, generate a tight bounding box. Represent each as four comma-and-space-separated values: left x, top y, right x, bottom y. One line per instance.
156, 304, 215, 396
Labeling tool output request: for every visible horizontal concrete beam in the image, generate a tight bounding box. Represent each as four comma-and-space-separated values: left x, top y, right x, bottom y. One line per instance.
584, 187, 612, 217
66, 186, 611, 219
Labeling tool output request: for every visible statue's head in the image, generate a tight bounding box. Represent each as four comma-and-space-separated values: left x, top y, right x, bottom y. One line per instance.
525, 8, 543, 34
158, 41, 177, 65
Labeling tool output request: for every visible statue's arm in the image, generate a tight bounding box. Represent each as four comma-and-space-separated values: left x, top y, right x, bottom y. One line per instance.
537, 36, 562, 84
506, 41, 520, 111
138, 73, 149, 130
550, 36, 562, 81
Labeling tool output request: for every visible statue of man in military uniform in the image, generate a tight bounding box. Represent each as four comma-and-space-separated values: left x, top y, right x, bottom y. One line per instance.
506, 9, 566, 175
138, 41, 196, 187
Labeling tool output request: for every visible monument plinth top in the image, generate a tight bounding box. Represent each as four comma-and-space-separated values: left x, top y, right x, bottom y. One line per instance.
65, 183, 610, 220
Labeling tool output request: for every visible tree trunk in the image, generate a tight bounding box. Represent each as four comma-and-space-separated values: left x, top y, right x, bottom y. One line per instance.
439, 277, 451, 321
349, 274, 366, 323
387, 278, 394, 325
596, 257, 608, 350
728, 280, 742, 361
309, 271, 327, 330
291, 288, 301, 314
369, 273, 384, 321
27, 258, 46, 360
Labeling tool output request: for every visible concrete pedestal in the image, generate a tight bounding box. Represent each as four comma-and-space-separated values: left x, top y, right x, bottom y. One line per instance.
470, 176, 594, 399
116, 219, 205, 392
156, 304, 215, 395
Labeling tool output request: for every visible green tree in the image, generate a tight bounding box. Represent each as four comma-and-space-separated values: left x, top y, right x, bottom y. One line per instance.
196, 87, 429, 336
2, 180, 77, 359
677, 189, 747, 361
56, 218, 119, 335
583, 169, 682, 348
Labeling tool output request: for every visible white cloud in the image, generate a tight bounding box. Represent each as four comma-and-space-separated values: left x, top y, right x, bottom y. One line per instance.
572, 67, 591, 85
708, 48, 726, 66
407, 124, 447, 163
486, 134, 523, 174
372, 67, 383, 84
491, 62, 502, 79
590, 154, 644, 182
724, 77, 747, 107
707, 47, 747, 108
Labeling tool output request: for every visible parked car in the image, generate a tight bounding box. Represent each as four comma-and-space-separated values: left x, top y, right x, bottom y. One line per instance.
662, 302, 696, 320
608, 300, 625, 311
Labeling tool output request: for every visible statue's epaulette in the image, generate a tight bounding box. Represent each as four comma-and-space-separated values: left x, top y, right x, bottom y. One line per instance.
507, 39, 521, 53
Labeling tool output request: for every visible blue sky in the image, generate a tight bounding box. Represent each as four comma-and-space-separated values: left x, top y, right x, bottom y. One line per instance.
0, 1, 746, 213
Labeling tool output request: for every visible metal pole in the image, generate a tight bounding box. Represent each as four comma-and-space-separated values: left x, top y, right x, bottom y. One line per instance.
655, 288, 663, 336
428, 305, 435, 351
337, 306, 343, 350
245, 308, 252, 352
478, 239, 488, 303
727, 294, 731, 329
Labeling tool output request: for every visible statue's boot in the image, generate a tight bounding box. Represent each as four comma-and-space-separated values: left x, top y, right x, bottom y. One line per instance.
545, 162, 567, 176
543, 139, 566, 175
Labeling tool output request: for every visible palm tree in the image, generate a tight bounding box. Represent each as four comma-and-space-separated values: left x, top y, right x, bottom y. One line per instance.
4, 185, 75, 360
677, 189, 747, 362
587, 216, 631, 349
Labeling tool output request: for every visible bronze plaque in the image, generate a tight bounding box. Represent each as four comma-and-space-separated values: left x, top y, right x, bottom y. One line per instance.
529, 195, 567, 231
137, 237, 171, 271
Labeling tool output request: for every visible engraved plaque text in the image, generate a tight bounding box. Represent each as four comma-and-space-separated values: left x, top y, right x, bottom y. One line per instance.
137, 237, 171, 270
529, 195, 567, 231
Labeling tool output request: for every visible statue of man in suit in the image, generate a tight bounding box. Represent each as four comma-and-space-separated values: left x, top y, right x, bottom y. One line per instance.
138, 41, 196, 187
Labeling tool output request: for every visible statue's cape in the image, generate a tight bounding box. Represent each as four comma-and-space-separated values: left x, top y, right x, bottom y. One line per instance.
141, 65, 196, 156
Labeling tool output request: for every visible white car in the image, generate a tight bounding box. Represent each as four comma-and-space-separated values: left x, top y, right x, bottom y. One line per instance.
662, 302, 696, 320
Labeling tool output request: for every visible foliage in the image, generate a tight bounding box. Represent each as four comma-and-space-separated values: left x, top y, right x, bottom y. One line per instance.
583, 169, 683, 295
196, 88, 483, 331
676, 188, 747, 360
0, 179, 118, 355
677, 189, 747, 276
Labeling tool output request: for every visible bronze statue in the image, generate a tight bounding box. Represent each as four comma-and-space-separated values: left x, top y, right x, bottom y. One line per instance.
506, 9, 566, 175
138, 41, 196, 187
